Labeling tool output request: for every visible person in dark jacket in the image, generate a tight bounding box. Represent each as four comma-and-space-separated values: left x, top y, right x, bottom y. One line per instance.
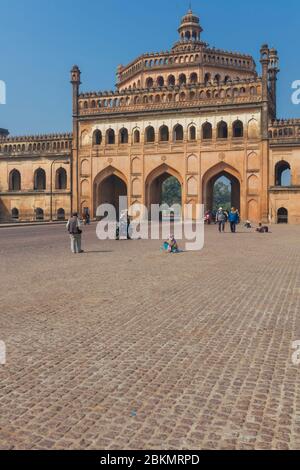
66, 212, 83, 253
228, 207, 240, 233
216, 208, 226, 233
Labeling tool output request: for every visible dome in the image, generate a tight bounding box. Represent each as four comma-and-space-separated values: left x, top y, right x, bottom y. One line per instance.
178, 9, 203, 42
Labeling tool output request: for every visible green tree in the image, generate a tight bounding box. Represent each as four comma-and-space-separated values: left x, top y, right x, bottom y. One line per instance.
162, 177, 182, 206
213, 181, 231, 211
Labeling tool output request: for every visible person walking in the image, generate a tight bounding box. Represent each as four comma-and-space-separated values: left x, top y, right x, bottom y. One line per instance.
216, 207, 226, 233
67, 212, 84, 254
228, 207, 240, 233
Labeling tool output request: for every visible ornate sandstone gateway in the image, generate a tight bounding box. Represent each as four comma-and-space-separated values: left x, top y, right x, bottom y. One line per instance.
1, 10, 300, 223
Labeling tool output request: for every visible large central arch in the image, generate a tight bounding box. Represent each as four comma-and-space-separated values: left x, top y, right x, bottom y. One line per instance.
203, 163, 242, 213
145, 164, 183, 217
93, 166, 128, 218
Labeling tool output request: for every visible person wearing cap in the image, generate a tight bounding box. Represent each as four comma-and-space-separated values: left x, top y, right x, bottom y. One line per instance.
66, 212, 84, 254
215, 207, 226, 233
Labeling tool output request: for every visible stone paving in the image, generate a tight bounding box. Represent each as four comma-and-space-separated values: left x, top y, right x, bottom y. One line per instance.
0, 223, 300, 450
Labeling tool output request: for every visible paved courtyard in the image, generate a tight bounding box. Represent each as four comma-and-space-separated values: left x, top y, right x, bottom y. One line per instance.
0, 223, 300, 450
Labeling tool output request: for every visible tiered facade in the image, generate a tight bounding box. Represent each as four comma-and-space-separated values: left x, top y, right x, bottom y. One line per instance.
1, 10, 300, 223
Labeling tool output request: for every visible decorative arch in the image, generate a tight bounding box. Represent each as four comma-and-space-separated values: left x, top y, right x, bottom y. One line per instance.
55, 167, 67, 190
145, 163, 183, 211
248, 174, 259, 194
9, 169, 21, 191
81, 159, 90, 176
34, 168, 46, 191
159, 125, 169, 142
248, 199, 259, 222
93, 166, 128, 218
131, 157, 141, 174
173, 124, 184, 142
275, 161, 291, 187
187, 176, 198, 196
202, 162, 242, 213
80, 129, 89, 147
248, 151, 260, 170
187, 155, 198, 173
92, 129, 102, 146
248, 119, 259, 139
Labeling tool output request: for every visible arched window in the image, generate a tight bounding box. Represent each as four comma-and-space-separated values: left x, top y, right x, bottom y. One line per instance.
275, 161, 291, 187
145, 126, 155, 143
159, 125, 169, 142
56, 168, 67, 190
190, 73, 198, 84
277, 208, 288, 224
106, 129, 115, 145
202, 122, 212, 140
35, 208, 44, 221
133, 129, 140, 144
224, 76, 230, 84
173, 124, 184, 141
157, 76, 164, 87
12, 208, 19, 220
119, 128, 128, 144
189, 125, 196, 141
146, 77, 154, 88
232, 120, 244, 138
179, 74, 187, 86
204, 73, 211, 86
93, 129, 102, 146
34, 169, 46, 190
57, 208, 66, 221
217, 121, 228, 139
214, 74, 221, 85
168, 75, 175, 86
9, 169, 21, 191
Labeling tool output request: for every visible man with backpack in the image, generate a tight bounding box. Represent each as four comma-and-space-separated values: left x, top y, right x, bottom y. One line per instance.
215, 207, 227, 233
66, 212, 84, 254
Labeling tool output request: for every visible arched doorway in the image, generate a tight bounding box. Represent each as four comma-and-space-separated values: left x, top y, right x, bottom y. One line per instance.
93, 167, 128, 218
277, 207, 288, 224
146, 164, 182, 219
203, 164, 241, 214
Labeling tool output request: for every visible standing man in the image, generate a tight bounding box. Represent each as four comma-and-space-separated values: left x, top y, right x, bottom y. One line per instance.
216, 207, 226, 233
67, 212, 84, 254
228, 207, 240, 233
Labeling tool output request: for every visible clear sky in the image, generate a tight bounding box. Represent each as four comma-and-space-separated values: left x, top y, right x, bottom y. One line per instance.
0, 0, 299, 136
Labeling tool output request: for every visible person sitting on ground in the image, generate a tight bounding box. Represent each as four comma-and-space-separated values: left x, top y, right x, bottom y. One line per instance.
256, 223, 269, 233
163, 235, 180, 253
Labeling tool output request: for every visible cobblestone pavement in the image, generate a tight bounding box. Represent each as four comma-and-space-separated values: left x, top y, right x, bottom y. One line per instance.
1, 223, 300, 450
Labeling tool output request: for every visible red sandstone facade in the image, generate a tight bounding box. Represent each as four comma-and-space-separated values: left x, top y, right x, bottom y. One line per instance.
1, 10, 299, 223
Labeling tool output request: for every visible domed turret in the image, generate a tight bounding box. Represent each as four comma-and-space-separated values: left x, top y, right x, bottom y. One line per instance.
178, 9, 203, 42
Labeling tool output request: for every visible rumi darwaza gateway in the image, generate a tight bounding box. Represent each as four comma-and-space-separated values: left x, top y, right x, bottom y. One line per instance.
1, 9, 300, 224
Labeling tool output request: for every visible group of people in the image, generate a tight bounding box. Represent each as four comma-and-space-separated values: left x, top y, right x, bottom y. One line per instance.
215, 207, 240, 233
66, 206, 270, 255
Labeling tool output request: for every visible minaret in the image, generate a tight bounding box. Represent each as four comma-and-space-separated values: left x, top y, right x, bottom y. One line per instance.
259, 45, 271, 223
70, 65, 81, 214
70, 65, 81, 116
178, 9, 203, 42
260, 44, 270, 140
268, 48, 280, 119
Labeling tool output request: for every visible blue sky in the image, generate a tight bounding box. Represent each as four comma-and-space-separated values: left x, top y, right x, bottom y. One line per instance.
0, 0, 299, 136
